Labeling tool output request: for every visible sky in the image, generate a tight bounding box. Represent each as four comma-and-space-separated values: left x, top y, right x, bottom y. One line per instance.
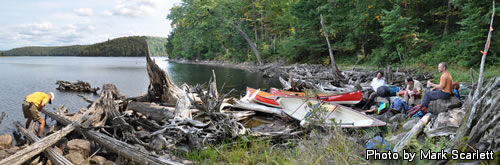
0, 0, 182, 50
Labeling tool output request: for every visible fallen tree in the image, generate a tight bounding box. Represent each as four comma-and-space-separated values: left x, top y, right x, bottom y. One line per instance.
56, 80, 99, 94
14, 121, 73, 165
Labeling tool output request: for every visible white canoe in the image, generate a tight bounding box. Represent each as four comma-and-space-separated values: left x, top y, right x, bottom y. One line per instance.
276, 97, 386, 128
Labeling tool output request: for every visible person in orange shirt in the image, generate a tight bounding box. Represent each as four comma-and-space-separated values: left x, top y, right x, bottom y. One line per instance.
421, 62, 453, 110
23, 92, 55, 137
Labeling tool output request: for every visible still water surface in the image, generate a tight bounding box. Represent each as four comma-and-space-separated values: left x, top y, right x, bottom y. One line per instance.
0, 56, 279, 134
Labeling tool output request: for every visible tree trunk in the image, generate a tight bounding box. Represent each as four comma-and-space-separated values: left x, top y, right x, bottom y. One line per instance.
145, 42, 186, 105
126, 102, 175, 122
320, 14, 345, 82
449, 1, 495, 151
252, 0, 258, 43
233, 22, 263, 65
443, 0, 452, 35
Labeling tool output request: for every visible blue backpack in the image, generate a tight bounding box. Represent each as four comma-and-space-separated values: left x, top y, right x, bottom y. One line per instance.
365, 136, 392, 151
390, 98, 409, 113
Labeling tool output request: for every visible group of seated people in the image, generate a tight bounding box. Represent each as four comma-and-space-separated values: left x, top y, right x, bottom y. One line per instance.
362, 62, 458, 115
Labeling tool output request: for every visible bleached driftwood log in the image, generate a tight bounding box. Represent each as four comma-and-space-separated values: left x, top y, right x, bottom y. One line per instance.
0, 123, 76, 165
393, 113, 432, 152
14, 121, 73, 165
41, 109, 181, 165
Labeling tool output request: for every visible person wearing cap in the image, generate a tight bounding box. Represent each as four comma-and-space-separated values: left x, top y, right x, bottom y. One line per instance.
23, 91, 54, 137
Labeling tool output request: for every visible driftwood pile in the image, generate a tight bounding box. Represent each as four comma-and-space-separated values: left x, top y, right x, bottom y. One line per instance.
56, 80, 100, 94
1, 44, 296, 165
269, 63, 434, 93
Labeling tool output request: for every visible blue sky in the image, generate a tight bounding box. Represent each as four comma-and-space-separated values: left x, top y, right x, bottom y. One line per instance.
0, 0, 181, 50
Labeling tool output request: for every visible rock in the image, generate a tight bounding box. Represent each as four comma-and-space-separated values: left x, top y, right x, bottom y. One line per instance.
432, 109, 464, 128
427, 96, 461, 115
67, 139, 91, 157
388, 122, 399, 132
389, 113, 406, 124
375, 111, 395, 122
31, 156, 41, 165
104, 160, 116, 165
402, 118, 420, 132
0, 149, 8, 160
65, 152, 89, 165
5, 146, 20, 154
90, 156, 107, 165
424, 108, 465, 138
0, 133, 13, 149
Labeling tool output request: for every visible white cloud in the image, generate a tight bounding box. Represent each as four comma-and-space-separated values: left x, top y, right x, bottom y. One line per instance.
102, 10, 113, 16
0, 22, 96, 49
73, 8, 93, 16
107, 0, 158, 17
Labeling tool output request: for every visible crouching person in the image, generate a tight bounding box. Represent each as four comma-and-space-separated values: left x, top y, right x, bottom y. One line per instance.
23, 91, 54, 137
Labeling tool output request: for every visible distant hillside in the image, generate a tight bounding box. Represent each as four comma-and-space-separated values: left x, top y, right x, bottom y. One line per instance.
2, 45, 87, 56
146, 37, 168, 57
2, 36, 168, 57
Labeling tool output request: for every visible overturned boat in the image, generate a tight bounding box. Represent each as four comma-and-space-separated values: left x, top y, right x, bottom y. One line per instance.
270, 88, 362, 105
245, 87, 281, 108
276, 97, 386, 128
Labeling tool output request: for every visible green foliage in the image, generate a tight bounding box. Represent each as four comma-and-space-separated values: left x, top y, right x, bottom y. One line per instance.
3, 45, 87, 56
79, 36, 148, 56
166, 0, 499, 68
3, 36, 168, 57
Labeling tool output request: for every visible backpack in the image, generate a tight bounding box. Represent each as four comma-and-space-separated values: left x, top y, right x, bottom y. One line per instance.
406, 104, 427, 118
390, 97, 409, 112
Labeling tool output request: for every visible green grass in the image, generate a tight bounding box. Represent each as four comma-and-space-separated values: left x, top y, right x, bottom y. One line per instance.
179, 125, 457, 164
181, 127, 369, 164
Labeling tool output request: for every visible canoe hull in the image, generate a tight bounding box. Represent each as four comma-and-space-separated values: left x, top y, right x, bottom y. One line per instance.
270, 88, 362, 105
246, 87, 281, 108
277, 97, 386, 128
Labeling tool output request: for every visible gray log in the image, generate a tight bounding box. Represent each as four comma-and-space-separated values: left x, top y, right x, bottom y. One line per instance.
14, 121, 73, 165
41, 109, 182, 165
126, 102, 175, 122
393, 113, 432, 152
0, 122, 76, 165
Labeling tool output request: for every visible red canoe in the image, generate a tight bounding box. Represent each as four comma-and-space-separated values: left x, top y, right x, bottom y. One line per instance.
246, 87, 281, 108
270, 88, 362, 105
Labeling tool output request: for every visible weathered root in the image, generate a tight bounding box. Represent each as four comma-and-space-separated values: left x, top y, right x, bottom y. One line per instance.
56, 80, 100, 93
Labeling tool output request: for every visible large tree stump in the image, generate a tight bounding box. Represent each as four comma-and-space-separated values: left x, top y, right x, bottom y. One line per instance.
145, 44, 184, 105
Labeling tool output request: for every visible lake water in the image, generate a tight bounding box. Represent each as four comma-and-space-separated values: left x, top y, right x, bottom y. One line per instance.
0, 56, 279, 135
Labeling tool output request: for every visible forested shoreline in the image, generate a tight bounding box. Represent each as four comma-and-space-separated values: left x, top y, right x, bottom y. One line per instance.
0, 36, 168, 57
166, 0, 499, 68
